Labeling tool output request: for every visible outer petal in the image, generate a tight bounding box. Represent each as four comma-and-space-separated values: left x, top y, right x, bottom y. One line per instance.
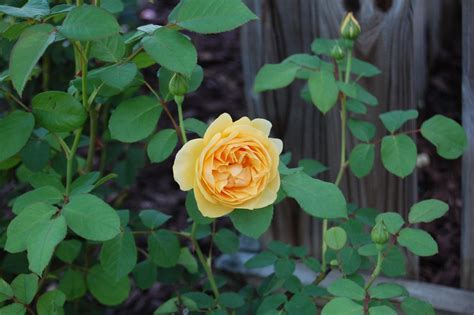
204, 113, 233, 142
251, 118, 272, 136
271, 138, 283, 155
173, 139, 204, 191
194, 187, 234, 218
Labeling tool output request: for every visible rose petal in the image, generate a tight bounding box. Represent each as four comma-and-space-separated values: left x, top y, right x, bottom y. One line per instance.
251, 118, 272, 136
204, 113, 233, 142
271, 138, 283, 155
173, 139, 204, 191
194, 187, 234, 218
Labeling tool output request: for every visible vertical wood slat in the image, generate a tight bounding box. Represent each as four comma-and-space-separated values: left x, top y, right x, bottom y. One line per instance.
241, 0, 428, 277
461, 0, 474, 290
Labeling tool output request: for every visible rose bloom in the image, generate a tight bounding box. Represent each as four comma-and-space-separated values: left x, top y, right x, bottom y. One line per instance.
173, 113, 283, 218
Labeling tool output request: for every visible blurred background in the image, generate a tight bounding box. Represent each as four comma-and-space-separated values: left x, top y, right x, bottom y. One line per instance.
0, 0, 471, 314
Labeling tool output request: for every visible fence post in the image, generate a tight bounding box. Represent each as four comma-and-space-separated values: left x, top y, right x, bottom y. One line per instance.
461, 0, 474, 290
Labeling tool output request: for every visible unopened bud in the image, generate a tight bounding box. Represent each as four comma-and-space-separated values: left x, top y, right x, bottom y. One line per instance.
371, 221, 389, 245
168, 73, 188, 97
340, 12, 361, 40
331, 44, 345, 61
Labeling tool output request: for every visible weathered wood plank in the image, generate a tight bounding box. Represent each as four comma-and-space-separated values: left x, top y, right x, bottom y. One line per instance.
217, 252, 474, 314
241, 0, 429, 277
461, 0, 474, 290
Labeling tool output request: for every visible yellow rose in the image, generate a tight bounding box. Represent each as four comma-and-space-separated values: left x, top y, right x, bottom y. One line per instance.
173, 113, 283, 218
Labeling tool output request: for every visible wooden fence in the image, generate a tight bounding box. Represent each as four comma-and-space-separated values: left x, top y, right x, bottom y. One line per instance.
237, 0, 474, 313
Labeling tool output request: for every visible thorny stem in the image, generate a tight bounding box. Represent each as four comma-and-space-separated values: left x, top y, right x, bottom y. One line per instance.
86, 106, 99, 172
175, 96, 188, 143
319, 46, 353, 282
191, 222, 220, 299
0, 87, 29, 111
365, 249, 384, 290
141, 80, 183, 143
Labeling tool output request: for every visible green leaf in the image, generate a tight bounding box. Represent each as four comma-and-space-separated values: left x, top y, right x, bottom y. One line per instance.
183, 292, 214, 309
10, 24, 55, 95
268, 241, 292, 257
147, 129, 178, 163
308, 70, 339, 113
32, 91, 87, 132
100, 0, 124, 13
244, 251, 277, 269
132, 260, 157, 290
275, 258, 295, 279
12, 186, 63, 215
325, 227, 347, 250
177, 247, 198, 273
0, 278, 13, 302
217, 292, 244, 309
338, 247, 361, 275
346, 99, 367, 114
143, 28, 197, 77
90, 34, 125, 63
375, 212, 404, 234
421, 115, 467, 159
20, 139, 50, 172
97, 63, 138, 90
302, 257, 321, 273
311, 38, 339, 55
109, 96, 162, 143
358, 244, 378, 256
59, 5, 120, 41
229, 206, 274, 239
55, 240, 81, 264
381, 134, 417, 178
381, 246, 406, 277
349, 144, 375, 178
86, 265, 130, 306
408, 199, 449, 224
282, 172, 347, 219
254, 63, 299, 92
321, 297, 364, 315
184, 117, 208, 137
0, 303, 26, 315
0, 111, 35, 162
148, 230, 180, 267
154, 298, 180, 314
379, 110, 418, 133
297, 159, 328, 176
285, 294, 317, 315
11, 274, 38, 304
62, 194, 120, 241
257, 293, 287, 314
401, 297, 435, 315
58, 269, 86, 301
369, 283, 407, 299
185, 191, 213, 224
27, 216, 67, 275
214, 228, 239, 254
5, 203, 55, 253
100, 230, 137, 280
397, 228, 438, 257
37, 290, 66, 315
283, 54, 322, 79
338, 82, 378, 106
348, 119, 376, 142
70, 172, 101, 196
369, 305, 396, 315
139, 209, 171, 229
168, 0, 257, 34
327, 279, 365, 301
342, 57, 381, 78
0, 0, 50, 19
